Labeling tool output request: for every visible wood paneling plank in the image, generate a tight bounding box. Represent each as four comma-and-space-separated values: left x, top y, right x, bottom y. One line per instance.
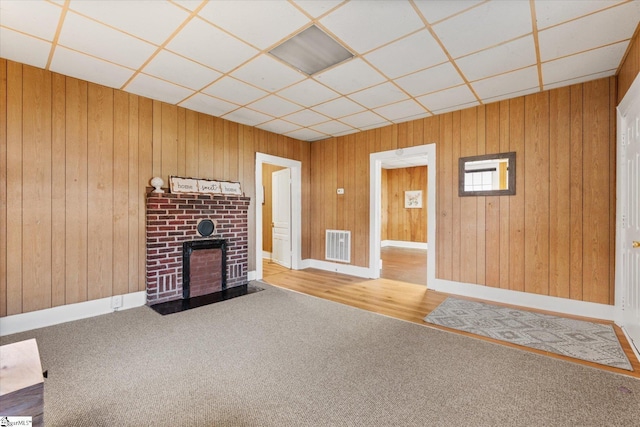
113, 90, 129, 296
51, 72, 66, 307
0, 59, 7, 317
128, 94, 140, 293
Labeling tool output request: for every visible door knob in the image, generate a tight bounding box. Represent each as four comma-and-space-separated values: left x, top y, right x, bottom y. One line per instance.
633, 241, 640, 248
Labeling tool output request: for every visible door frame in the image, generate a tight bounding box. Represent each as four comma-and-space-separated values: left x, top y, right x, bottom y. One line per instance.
615, 72, 640, 359
255, 153, 301, 280
369, 144, 436, 284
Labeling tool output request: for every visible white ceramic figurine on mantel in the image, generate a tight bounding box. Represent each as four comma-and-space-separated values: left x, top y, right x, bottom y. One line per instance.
150, 177, 164, 193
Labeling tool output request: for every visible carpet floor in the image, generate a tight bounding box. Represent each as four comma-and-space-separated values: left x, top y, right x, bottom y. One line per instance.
424, 297, 633, 371
1, 282, 639, 426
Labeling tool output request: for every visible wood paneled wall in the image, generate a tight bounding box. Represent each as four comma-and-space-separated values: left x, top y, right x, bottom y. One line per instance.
381, 166, 428, 243
0, 59, 310, 316
309, 77, 617, 305
262, 164, 285, 253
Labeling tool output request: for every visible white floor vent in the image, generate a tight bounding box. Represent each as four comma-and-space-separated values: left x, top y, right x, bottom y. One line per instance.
325, 230, 351, 263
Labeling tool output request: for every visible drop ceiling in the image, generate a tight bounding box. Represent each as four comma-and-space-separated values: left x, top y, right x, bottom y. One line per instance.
1, 0, 638, 142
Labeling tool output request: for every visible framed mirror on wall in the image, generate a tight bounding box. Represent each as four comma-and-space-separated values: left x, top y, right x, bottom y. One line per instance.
458, 152, 516, 197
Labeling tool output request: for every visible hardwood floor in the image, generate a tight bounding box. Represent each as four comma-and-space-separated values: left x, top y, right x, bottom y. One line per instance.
380, 246, 427, 285
261, 259, 640, 378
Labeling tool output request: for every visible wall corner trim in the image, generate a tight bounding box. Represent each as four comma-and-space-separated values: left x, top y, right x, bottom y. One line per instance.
0, 292, 147, 336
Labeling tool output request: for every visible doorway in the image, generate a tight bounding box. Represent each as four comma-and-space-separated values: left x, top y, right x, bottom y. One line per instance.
369, 144, 436, 286
255, 153, 302, 281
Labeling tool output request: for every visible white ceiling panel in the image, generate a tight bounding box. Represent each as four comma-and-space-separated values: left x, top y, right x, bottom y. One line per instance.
534, 0, 625, 30
284, 109, 329, 127
59, 12, 156, 69
542, 43, 624, 87
374, 100, 430, 122
0, 28, 50, 69
456, 36, 537, 82
432, 0, 532, 58
538, 1, 640, 61
311, 97, 365, 118
144, 50, 221, 90
413, 0, 484, 24
471, 66, 540, 101
223, 107, 273, 127
200, 0, 309, 50
364, 30, 448, 79
348, 82, 408, 109
396, 62, 465, 97
232, 55, 305, 92
278, 79, 339, 107
314, 58, 386, 94
257, 119, 301, 135
247, 95, 302, 117
167, 18, 258, 72
292, 0, 344, 18
203, 77, 267, 105
1, 0, 636, 141
67, 0, 189, 45
126, 73, 194, 104
179, 93, 239, 117
320, 0, 424, 54
50, 47, 134, 89
417, 85, 478, 113
340, 110, 388, 129
0, 0, 61, 41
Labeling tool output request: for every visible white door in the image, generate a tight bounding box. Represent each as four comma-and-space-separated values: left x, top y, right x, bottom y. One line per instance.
617, 76, 640, 354
272, 168, 291, 268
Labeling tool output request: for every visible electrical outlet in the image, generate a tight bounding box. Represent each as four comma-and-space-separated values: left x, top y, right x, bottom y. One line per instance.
112, 295, 123, 310
337, 188, 344, 195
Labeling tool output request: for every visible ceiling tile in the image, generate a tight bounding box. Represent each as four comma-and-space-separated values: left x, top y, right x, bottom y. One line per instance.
67, 0, 189, 45
292, 0, 344, 18
340, 111, 388, 129
320, 0, 424, 53
471, 66, 539, 100
544, 70, 613, 91
374, 100, 429, 122
311, 97, 365, 118
413, 0, 484, 24
58, 12, 156, 69
50, 46, 134, 89
125, 74, 194, 104
416, 85, 478, 112
314, 58, 386, 94
456, 35, 537, 82
348, 82, 408, 109
144, 50, 221, 90
167, 17, 258, 72
179, 93, 239, 117
534, 0, 625, 29
283, 109, 329, 127
203, 77, 268, 105
257, 119, 301, 135
286, 128, 327, 141
247, 95, 302, 117
199, 0, 309, 50
396, 62, 464, 97
232, 55, 305, 92
0, 28, 51, 69
542, 43, 625, 87
0, 0, 61, 41
364, 30, 448, 79
278, 79, 339, 107
171, 1, 202, 12
223, 108, 273, 127
432, 1, 532, 58
478, 86, 540, 105
310, 120, 355, 135
538, 1, 640, 61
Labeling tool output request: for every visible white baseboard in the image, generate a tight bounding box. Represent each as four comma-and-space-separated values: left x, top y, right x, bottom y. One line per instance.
262, 251, 272, 259
0, 291, 147, 336
429, 278, 616, 321
305, 259, 371, 279
248, 270, 257, 281
381, 240, 428, 250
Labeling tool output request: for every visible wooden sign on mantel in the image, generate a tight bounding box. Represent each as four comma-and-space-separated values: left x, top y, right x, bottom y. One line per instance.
169, 176, 242, 196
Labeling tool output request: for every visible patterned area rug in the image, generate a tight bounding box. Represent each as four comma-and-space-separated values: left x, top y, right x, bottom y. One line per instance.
424, 297, 633, 371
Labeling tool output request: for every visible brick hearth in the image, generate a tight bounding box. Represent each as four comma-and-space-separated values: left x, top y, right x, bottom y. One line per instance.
145, 191, 249, 306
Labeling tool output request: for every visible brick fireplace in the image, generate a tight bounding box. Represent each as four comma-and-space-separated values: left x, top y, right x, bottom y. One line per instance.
145, 190, 249, 306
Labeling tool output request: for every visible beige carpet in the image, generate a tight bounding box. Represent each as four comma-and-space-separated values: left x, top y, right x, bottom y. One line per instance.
1, 282, 639, 426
